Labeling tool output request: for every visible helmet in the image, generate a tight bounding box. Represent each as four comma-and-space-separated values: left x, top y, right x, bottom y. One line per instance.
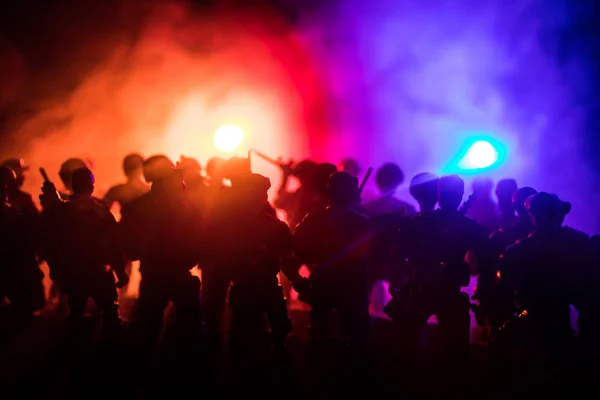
72, 167, 95, 195
179, 156, 201, 173
143, 155, 174, 183
223, 157, 250, 179
528, 192, 571, 219
237, 173, 272, 195
328, 171, 360, 205
338, 158, 361, 176
375, 163, 405, 191
0, 166, 16, 189
409, 172, 439, 204
59, 158, 87, 189
292, 160, 317, 182
313, 163, 338, 196
513, 187, 537, 216
1, 158, 28, 175
123, 153, 144, 176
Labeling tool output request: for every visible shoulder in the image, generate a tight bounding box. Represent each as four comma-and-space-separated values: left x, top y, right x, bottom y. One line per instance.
562, 226, 589, 241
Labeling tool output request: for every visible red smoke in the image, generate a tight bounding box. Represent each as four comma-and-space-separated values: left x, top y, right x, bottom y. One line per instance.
1, 0, 331, 201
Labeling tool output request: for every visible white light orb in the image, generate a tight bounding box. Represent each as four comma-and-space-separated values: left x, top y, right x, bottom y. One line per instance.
464, 140, 498, 169
214, 125, 244, 152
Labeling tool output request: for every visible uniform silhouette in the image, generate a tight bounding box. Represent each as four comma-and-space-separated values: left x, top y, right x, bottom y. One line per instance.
472, 186, 537, 328
495, 179, 518, 230
494, 193, 594, 384
0, 167, 44, 316
408, 172, 439, 214
363, 162, 416, 217
120, 155, 203, 352
387, 175, 487, 362
0, 160, 45, 313
40, 167, 127, 334
274, 159, 318, 229
465, 177, 500, 233
294, 171, 373, 356
208, 173, 292, 354
103, 153, 149, 213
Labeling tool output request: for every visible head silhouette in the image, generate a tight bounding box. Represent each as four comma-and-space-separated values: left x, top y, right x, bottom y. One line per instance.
472, 177, 494, 197
0, 166, 16, 201
123, 153, 144, 179
409, 172, 439, 212
513, 187, 537, 218
72, 167, 95, 196
338, 158, 361, 177
292, 159, 318, 187
527, 192, 571, 231
223, 157, 251, 186
59, 158, 87, 192
328, 171, 360, 208
496, 179, 518, 214
206, 157, 226, 184
1, 158, 28, 188
237, 173, 272, 209
375, 163, 405, 194
313, 163, 338, 198
143, 155, 174, 185
438, 175, 465, 210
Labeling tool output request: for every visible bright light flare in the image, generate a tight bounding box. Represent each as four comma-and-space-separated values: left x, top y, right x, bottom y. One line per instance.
459, 140, 499, 169
214, 125, 244, 152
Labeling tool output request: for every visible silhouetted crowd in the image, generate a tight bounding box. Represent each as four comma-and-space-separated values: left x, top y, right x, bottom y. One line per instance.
1, 153, 599, 392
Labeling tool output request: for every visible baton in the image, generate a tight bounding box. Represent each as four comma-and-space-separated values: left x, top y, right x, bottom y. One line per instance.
359, 167, 372, 194
39, 167, 50, 183
249, 149, 281, 166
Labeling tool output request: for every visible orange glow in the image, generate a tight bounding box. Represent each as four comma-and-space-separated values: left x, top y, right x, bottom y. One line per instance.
9, 3, 317, 205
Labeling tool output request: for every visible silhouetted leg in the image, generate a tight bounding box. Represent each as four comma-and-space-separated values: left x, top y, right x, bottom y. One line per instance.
172, 274, 203, 344
90, 272, 121, 337
265, 285, 292, 350
134, 278, 170, 355
436, 292, 471, 365
201, 267, 229, 342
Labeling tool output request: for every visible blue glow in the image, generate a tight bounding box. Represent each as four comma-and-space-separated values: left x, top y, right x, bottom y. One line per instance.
443, 135, 507, 175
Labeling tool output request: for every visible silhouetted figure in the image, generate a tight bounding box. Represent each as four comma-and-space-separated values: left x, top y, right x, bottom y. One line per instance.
493, 193, 593, 385
178, 155, 205, 206
58, 158, 87, 200
409, 172, 439, 213
466, 177, 500, 233
294, 171, 373, 360
364, 162, 416, 217
472, 186, 537, 328
45, 158, 88, 307
305, 162, 339, 217
0, 159, 45, 313
208, 174, 292, 359
40, 167, 127, 335
387, 175, 487, 364
274, 159, 318, 229
495, 179, 518, 230
120, 155, 203, 353
103, 153, 149, 214
0, 167, 44, 317
201, 156, 226, 215
1, 158, 39, 216
338, 158, 361, 177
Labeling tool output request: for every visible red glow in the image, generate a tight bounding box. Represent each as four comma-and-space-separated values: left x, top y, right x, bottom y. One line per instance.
10, 2, 330, 204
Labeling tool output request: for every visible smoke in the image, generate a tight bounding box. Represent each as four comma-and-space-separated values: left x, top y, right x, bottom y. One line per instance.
1, 0, 324, 200
1, 0, 599, 231
289, 0, 600, 232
